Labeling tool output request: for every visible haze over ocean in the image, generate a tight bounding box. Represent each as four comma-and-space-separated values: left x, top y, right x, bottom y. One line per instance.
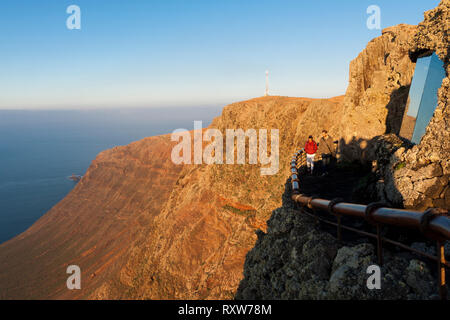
0, 107, 222, 244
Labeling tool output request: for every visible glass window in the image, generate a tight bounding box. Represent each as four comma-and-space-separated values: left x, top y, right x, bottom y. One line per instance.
399, 52, 446, 144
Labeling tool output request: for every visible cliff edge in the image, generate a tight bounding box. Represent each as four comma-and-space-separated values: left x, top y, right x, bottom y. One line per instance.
0, 1, 448, 300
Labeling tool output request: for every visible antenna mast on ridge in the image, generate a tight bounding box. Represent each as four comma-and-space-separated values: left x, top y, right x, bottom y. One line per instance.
265, 70, 269, 96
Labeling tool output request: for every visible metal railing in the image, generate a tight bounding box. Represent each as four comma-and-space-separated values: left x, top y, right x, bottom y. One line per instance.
290, 148, 450, 300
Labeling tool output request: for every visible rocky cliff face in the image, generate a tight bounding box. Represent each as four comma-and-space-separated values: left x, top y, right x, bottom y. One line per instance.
0, 1, 447, 300
235, 182, 442, 300
0, 96, 343, 299
110, 96, 344, 299
335, 24, 417, 161
0, 135, 183, 299
382, 0, 450, 210
237, 1, 450, 300
326, 0, 449, 210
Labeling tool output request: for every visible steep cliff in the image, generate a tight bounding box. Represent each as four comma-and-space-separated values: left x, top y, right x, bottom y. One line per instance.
335, 24, 417, 161
111, 96, 344, 299
324, 0, 449, 210
383, 0, 450, 210
0, 1, 448, 300
0, 96, 343, 299
0, 135, 183, 299
237, 0, 450, 300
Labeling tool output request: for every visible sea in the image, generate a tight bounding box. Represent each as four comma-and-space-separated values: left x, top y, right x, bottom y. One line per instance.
0, 106, 222, 244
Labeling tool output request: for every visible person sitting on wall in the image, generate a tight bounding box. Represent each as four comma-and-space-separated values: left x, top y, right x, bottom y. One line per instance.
318, 130, 335, 176
304, 135, 318, 175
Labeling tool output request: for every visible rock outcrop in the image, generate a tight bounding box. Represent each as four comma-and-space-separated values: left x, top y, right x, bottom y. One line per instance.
237, 1, 450, 300
114, 96, 345, 300
382, 0, 450, 210
235, 183, 439, 300
328, 0, 449, 210
335, 24, 417, 162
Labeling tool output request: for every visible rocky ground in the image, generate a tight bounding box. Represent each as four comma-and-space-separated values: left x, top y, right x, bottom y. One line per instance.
235, 179, 449, 300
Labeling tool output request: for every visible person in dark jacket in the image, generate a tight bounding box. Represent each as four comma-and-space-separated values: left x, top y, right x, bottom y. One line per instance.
304, 135, 318, 174
318, 130, 335, 175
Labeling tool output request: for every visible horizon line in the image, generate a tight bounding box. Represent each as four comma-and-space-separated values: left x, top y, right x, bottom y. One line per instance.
0, 94, 346, 111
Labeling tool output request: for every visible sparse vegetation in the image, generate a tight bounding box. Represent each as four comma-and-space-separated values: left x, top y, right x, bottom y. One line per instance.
394, 161, 406, 170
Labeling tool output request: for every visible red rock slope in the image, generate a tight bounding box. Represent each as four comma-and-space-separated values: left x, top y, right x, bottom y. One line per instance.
0, 135, 183, 299
0, 96, 343, 299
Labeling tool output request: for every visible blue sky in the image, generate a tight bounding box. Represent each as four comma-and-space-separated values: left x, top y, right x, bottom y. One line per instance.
0, 0, 440, 109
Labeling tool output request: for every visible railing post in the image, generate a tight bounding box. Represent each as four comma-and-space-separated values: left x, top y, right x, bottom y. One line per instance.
365, 202, 388, 267
437, 241, 448, 300
337, 215, 342, 242
328, 198, 344, 242
312, 207, 320, 226
376, 225, 383, 266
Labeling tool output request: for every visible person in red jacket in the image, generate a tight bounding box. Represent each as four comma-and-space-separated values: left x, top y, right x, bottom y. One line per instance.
304, 135, 318, 174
